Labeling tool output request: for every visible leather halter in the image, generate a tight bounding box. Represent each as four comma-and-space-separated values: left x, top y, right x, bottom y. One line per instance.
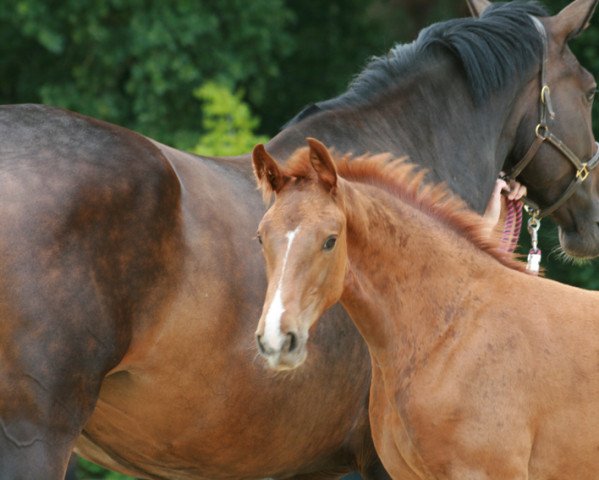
505, 16, 599, 220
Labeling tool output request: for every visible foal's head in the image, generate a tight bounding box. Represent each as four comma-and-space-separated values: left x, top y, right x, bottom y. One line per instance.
252, 139, 347, 370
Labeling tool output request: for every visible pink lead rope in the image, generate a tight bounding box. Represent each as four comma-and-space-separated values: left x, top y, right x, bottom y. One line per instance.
501, 199, 523, 254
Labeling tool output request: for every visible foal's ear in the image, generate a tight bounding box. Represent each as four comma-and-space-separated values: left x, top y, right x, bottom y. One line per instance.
306, 138, 337, 193
466, 0, 491, 18
549, 0, 598, 42
252, 144, 287, 195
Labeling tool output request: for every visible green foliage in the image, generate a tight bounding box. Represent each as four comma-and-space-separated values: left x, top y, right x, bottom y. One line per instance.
0, 0, 292, 148
76, 457, 135, 480
192, 82, 268, 156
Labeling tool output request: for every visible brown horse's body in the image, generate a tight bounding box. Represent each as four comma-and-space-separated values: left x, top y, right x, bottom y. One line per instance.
1, 0, 598, 478
0, 105, 376, 479
253, 140, 599, 479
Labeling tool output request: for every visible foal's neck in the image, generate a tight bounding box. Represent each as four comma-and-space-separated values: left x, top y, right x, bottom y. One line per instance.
339, 179, 505, 381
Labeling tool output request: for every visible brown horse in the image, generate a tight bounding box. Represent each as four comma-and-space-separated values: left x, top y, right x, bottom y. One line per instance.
253, 138, 599, 480
0, 0, 597, 478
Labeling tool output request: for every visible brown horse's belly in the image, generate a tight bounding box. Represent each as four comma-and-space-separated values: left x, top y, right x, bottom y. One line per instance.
77, 283, 373, 480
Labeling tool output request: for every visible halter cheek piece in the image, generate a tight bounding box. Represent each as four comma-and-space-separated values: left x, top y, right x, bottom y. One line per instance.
505, 16, 599, 221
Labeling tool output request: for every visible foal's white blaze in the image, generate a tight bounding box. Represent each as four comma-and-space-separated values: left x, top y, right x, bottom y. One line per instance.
263, 227, 300, 350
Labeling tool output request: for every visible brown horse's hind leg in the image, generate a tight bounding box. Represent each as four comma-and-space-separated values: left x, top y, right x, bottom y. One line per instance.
0, 278, 129, 479
0, 340, 116, 478
0, 428, 72, 479
0, 367, 94, 478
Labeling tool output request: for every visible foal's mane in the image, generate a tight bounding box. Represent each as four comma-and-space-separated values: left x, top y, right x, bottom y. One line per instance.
282, 147, 527, 273
287, 1, 546, 126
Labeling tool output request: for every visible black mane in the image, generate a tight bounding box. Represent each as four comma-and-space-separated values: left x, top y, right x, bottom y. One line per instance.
286, 1, 547, 127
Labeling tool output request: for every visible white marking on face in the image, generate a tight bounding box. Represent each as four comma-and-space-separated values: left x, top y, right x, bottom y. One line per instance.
263, 227, 300, 350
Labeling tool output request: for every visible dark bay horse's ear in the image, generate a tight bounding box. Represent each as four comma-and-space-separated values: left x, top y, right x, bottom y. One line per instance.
252, 144, 288, 196
466, 0, 491, 18
549, 0, 598, 42
306, 138, 337, 194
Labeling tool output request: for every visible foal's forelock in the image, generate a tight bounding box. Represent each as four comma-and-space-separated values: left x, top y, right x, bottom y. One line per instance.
262, 226, 301, 349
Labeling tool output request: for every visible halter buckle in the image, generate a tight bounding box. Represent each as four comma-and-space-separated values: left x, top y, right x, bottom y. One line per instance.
576, 163, 590, 182
540, 85, 550, 104
540, 85, 555, 119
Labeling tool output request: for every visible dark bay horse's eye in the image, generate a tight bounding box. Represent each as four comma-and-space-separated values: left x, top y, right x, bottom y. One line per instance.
323, 235, 337, 251
586, 88, 597, 103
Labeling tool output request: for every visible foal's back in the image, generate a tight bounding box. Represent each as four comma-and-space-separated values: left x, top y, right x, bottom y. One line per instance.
402, 267, 599, 479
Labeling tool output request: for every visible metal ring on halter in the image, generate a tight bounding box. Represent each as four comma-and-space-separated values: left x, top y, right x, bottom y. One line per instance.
535, 123, 549, 139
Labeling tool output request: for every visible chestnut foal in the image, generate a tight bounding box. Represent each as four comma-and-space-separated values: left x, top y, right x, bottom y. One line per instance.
253, 138, 599, 480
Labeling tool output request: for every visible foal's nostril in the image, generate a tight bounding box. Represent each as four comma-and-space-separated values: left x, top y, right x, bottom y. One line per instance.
287, 332, 298, 352
257, 332, 297, 355
256, 334, 266, 355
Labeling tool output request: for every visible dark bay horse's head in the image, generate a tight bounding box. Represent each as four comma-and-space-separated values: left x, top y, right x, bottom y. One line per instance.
474, 0, 599, 258
252, 140, 347, 370
277, 0, 599, 259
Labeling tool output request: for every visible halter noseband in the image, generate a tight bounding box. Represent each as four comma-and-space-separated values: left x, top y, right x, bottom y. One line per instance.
505, 15, 599, 220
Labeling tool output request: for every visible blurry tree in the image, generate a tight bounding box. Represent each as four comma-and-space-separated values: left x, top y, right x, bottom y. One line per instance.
76, 456, 135, 479
0, 0, 293, 148
192, 82, 268, 156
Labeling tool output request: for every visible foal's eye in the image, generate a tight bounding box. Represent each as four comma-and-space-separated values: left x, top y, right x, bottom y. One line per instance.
256, 233, 263, 245
586, 88, 597, 103
322, 235, 337, 251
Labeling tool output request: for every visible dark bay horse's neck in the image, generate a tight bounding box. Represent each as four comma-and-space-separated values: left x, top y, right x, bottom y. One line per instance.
268, 58, 523, 213
338, 179, 505, 383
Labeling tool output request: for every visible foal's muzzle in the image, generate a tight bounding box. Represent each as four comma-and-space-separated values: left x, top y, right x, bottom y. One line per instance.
256, 332, 298, 355
256, 331, 305, 370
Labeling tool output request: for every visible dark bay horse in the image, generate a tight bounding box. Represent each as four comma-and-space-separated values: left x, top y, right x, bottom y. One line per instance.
0, 0, 598, 478
253, 138, 599, 480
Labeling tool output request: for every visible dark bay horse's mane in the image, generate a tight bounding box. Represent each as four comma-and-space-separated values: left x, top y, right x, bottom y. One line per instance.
286, 1, 547, 126
281, 147, 527, 273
